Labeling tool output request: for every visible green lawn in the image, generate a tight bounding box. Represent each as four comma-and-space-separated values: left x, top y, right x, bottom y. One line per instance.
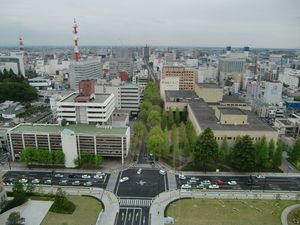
166, 199, 300, 225
41, 195, 102, 225
288, 207, 300, 225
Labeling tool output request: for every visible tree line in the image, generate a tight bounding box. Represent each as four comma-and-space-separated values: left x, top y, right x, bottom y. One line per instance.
20, 147, 65, 165
0, 68, 37, 103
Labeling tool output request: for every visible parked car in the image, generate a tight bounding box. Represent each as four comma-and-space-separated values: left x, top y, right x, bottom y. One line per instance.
137, 168, 142, 175
190, 177, 199, 181
59, 180, 68, 185
213, 180, 224, 185
181, 184, 192, 189
82, 174, 91, 179
196, 182, 204, 189
83, 181, 92, 186
256, 175, 266, 179
4, 178, 14, 184
31, 179, 40, 184
202, 180, 211, 186
19, 178, 28, 184
68, 174, 76, 178
208, 184, 219, 189
72, 181, 80, 186
159, 170, 166, 175
54, 174, 64, 178
228, 181, 237, 185
44, 179, 52, 185
179, 174, 186, 180
120, 177, 129, 183
96, 172, 105, 176
94, 174, 103, 179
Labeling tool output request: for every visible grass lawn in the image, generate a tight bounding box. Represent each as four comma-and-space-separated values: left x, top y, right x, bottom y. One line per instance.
288, 207, 300, 225
166, 199, 300, 225
41, 195, 102, 225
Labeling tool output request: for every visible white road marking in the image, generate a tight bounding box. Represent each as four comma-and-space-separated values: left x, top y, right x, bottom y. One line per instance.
115, 171, 123, 194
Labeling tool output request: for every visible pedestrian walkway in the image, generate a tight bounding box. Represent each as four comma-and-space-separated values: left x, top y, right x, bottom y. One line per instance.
281, 204, 300, 225
106, 171, 119, 192
167, 173, 177, 191
119, 198, 153, 207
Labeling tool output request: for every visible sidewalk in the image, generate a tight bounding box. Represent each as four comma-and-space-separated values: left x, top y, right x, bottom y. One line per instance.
149, 189, 300, 225
281, 204, 300, 225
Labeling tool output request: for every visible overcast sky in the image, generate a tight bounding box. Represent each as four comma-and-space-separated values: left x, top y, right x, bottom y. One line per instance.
1, 0, 300, 48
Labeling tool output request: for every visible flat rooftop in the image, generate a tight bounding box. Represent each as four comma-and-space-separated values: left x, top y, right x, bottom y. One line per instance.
197, 83, 220, 88
218, 107, 245, 115
10, 124, 127, 136
165, 90, 199, 102
61, 93, 111, 103
222, 95, 245, 104
188, 99, 275, 132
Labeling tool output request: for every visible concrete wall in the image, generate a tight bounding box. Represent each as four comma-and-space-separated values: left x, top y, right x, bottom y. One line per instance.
61, 131, 78, 168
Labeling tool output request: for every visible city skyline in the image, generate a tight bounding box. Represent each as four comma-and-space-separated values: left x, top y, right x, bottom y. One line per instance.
1, 0, 300, 48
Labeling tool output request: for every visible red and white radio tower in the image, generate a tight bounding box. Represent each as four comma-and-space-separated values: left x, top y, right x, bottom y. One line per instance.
73, 18, 80, 62
19, 36, 24, 54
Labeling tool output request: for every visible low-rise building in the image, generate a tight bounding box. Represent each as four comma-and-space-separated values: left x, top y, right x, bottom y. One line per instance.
7, 123, 130, 167
164, 90, 199, 111
28, 76, 52, 90
195, 83, 223, 104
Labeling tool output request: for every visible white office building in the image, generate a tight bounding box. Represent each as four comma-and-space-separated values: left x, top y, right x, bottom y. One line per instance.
0, 52, 25, 76
263, 81, 283, 104
28, 77, 52, 90
69, 60, 101, 90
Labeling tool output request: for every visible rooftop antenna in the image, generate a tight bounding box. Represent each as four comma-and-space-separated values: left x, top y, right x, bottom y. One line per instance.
73, 18, 80, 62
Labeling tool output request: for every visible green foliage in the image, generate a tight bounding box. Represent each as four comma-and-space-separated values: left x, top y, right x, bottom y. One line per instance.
256, 140, 269, 169
77, 153, 104, 166
0, 69, 37, 102
20, 147, 65, 165
133, 121, 147, 138
268, 139, 275, 160
219, 137, 229, 162
167, 110, 174, 130
6, 212, 25, 225
143, 82, 161, 105
178, 122, 186, 149
147, 110, 161, 128
2, 183, 28, 214
193, 128, 218, 169
290, 138, 300, 163
162, 128, 169, 159
272, 142, 283, 168
25, 183, 35, 194
146, 126, 165, 159
140, 100, 152, 112
50, 188, 76, 214
161, 110, 167, 130
175, 107, 180, 127
12, 182, 25, 194
182, 138, 190, 158
138, 110, 149, 122
230, 135, 256, 172
186, 120, 197, 150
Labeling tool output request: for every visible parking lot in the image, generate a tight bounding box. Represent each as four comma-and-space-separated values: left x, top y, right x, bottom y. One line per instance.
3, 170, 110, 188
114, 168, 168, 198
176, 174, 300, 191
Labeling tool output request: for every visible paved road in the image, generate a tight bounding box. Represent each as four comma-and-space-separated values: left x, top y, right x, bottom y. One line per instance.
116, 207, 149, 225
3, 170, 110, 188
176, 174, 300, 191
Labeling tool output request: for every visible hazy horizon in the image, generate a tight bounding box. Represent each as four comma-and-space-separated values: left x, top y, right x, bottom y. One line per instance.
1, 0, 300, 48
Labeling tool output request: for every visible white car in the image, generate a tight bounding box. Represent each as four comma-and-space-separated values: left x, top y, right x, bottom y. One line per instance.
181, 184, 192, 189
44, 179, 52, 184
159, 170, 166, 175
190, 177, 199, 181
256, 175, 265, 179
82, 174, 91, 179
137, 168, 142, 175
94, 174, 103, 179
120, 177, 129, 183
59, 180, 68, 185
54, 174, 64, 178
208, 184, 219, 189
179, 174, 186, 180
96, 172, 105, 176
31, 179, 40, 184
83, 181, 92, 186
19, 178, 28, 184
72, 181, 80, 186
203, 180, 211, 185
228, 181, 237, 185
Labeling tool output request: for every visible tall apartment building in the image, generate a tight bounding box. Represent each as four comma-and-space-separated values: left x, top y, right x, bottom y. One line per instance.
143, 45, 150, 62
57, 80, 115, 124
69, 60, 101, 89
7, 123, 130, 167
120, 83, 140, 115
160, 66, 196, 99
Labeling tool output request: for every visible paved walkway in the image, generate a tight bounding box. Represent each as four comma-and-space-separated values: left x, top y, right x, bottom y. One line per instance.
0, 199, 53, 225
167, 173, 177, 191
281, 204, 300, 225
149, 190, 300, 225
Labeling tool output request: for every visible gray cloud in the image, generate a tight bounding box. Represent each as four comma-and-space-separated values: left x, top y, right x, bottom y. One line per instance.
1, 0, 300, 48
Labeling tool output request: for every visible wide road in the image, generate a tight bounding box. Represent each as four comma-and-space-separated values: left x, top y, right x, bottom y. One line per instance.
176, 174, 300, 191
3, 170, 110, 188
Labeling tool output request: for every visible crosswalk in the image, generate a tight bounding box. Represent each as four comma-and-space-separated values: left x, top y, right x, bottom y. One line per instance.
119, 198, 153, 207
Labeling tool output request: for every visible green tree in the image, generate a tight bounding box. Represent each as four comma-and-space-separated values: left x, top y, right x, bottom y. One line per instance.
147, 110, 161, 128
193, 128, 218, 170
140, 100, 152, 112
268, 139, 275, 160
272, 141, 283, 168
25, 183, 35, 194
167, 110, 174, 129
178, 122, 186, 148
20, 147, 36, 164
52, 151, 65, 164
138, 110, 149, 122
147, 126, 164, 159
257, 141, 269, 169
6, 212, 25, 225
161, 128, 169, 159
175, 107, 180, 127
12, 182, 24, 194
230, 135, 256, 172
219, 137, 229, 162
133, 121, 147, 139
186, 120, 197, 151
290, 138, 300, 163
182, 138, 190, 158
161, 110, 167, 130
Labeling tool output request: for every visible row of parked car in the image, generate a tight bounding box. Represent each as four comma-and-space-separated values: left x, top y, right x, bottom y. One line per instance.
179, 176, 238, 190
